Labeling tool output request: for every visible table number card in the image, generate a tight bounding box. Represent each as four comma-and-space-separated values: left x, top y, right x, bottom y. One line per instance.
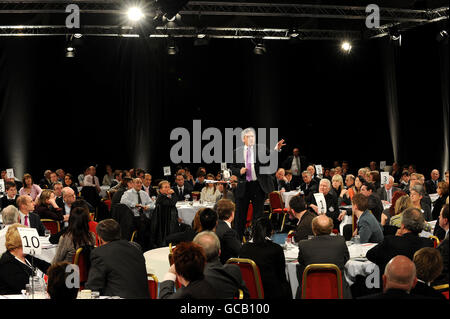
6, 168, 15, 179
380, 172, 389, 186
17, 227, 42, 255
380, 161, 386, 170
315, 164, 323, 176
0, 179, 4, 193
313, 193, 327, 215
163, 166, 171, 176
221, 163, 227, 171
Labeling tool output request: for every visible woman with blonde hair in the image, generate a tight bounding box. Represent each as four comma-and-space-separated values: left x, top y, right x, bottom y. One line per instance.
0, 224, 50, 294
389, 195, 414, 227
200, 174, 221, 203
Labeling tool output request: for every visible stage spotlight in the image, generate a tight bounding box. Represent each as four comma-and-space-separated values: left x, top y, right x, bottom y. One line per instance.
74, 33, 83, 39
436, 30, 448, 42
167, 38, 179, 55
253, 42, 266, 55
341, 41, 352, 53
66, 46, 75, 58
127, 7, 144, 22
288, 28, 299, 38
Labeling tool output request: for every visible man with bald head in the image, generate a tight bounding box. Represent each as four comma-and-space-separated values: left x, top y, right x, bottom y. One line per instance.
361, 255, 432, 299
425, 169, 441, 194
57, 187, 77, 227
296, 215, 351, 298
16, 195, 46, 236
193, 231, 249, 299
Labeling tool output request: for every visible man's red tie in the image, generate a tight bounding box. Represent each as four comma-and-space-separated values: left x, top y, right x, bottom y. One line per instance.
24, 215, 29, 226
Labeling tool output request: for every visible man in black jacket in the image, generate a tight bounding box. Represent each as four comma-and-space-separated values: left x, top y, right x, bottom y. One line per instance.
193, 231, 249, 298
361, 182, 384, 222
172, 174, 193, 202
86, 219, 149, 298
0, 182, 19, 211
215, 199, 241, 264
300, 171, 319, 205
16, 195, 46, 236
308, 179, 340, 229
289, 195, 317, 242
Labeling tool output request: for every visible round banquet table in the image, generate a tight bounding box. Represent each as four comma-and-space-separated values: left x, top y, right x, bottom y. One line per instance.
144, 246, 171, 282
175, 201, 215, 226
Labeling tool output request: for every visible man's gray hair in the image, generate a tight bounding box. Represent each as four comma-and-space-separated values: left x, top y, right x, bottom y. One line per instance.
1, 205, 19, 225
241, 127, 256, 142
302, 170, 312, 177
401, 207, 425, 234
388, 175, 394, 184
320, 178, 331, 188
193, 231, 221, 262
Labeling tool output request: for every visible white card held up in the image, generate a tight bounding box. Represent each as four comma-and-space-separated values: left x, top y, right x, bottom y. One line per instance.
0, 179, 5, 193
313, 193, 327, 215
17, 227, 42, 255
380, 161, 386, 170
163, 166, 171, 176
221, 163, 227, 171
315, 164, 323, 176
6, 168, 15, 179
380, 172, 389, 186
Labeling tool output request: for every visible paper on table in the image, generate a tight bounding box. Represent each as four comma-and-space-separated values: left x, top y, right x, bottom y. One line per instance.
348, 243, 377, 259
284, 245, 299, 260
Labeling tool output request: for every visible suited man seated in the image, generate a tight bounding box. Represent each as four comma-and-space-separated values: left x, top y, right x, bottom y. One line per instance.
425, 169, 441, 195
273, 168, 291, 192
308, 179, 340, 229
360, 182, 384, 222
296, 215, 352, 299
299, 171, 318, 204
0, 182, 19, 211
16, 195, 46, 236
377, 175, 400, 204
193, 231, 249, 299
120, 178, 155, 218
366, 207, 434, 276
86, 219, 149, 299
360, 255, 432, 299
351, 193, 384, 244
289, 195, 317, 242
172, 174, 193, 201
214, 199, 241, 264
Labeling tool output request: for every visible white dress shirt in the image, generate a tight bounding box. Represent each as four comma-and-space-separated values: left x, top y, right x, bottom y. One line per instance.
120, 189, 155, 217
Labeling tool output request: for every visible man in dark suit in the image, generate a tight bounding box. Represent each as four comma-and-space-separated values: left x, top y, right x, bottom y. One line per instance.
273, 168, 292, 192
377, 175, 401, 203
361, 182, 384, 222
111, 177, 133, 205
230, 128, 285, 239
289, 195, 317, 242
0, 182, 19, 210
296, 215, 351, 298
281, 147, 306, 189
425, 169, 441, 194
360, 255, 429, 299
16, 195, 46, 236
172, 174, 193, 201
215, 199, 241, 264
308, 179, 340, 229
433, 204, 449, 285
86, 219, 150, 299
366, 207, 434, 275
39, 170, 52, 190
142, 173, 158, 198
193, 231, 249, 298
300, 171, 319, 204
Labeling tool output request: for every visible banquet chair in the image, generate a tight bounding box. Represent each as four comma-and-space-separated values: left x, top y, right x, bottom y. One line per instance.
287, 230, 295, 242
88, 220, 99, 246
73, 247, 90, 290
226, 258, 264, 299
41, 219, 60, 234
301, 264, 343, 299
433, 284, 449, 299
268, 191, 289, 232
246, 202, 253, 229
428, 235, 440, 248
147, 273, 159, 299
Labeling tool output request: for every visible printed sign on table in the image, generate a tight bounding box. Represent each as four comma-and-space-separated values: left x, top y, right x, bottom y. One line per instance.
17, 227, 42, 255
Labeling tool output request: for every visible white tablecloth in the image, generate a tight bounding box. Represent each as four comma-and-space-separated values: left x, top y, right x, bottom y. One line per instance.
144, 246, 171, 281
36, 236, 58, 264
175, 201, 215, 226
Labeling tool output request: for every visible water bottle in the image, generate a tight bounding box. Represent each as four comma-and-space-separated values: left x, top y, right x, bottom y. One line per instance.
29, 276, 47, 299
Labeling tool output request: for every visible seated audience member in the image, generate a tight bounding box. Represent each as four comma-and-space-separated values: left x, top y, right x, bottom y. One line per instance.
200, 174, 221, 203
0, 224, 50, 294
307, 165, 321, 184
411, 248, 446, 299
215, 199, 241, 264
109, 170, 123, 189
16, 195, 46, 236
351, 193, 384, 243
172, 174, 193, 202
360, 256, 427, 299
120, 178, 155, 218
142, 173, 158, 198
53, 182, 64, 202
331, 174, 344, 199
57, 187, 77, 225
48, 171, 59, 190
52, 207, 96, 263
389, 195, 414, 228
432, 182, 449, 240
411, 174, 433, 211
193, 231, 249, 299
274, 168, 291, 192
296, 215, 351, 299
63, 173, 79, 196
81, 166, 101, 208
102, 164, 114, 186
0, 205, 20, 256
0, 182, 19, 211
216, 182, 235, 203
410, 185, 432, 221
289, 195, 317, 242
366, 208, 434, 275
159, 241, 217, 299
46, 261, 79, 301
390, 162, 402, 183
82, 166, 101, 193
381, 191, 407, 227
55, 169, 65, 182
193, 172, 207, 192
300, 171, 318, 204
19, 174, 42, 201
377, 175, 400, 204
339, 174, 356, 206
239, 217, 291, 299
368, 170, 381, 190
39, 170, 52, 189
309, 179, 340, 229
399, 171, 410, 191
86, 219, 149, 298
425, 169, 441, 195
433, 204, 449, 286
111, 177, 133, 205
360, 182, 384, 222
34, 189, 66, 222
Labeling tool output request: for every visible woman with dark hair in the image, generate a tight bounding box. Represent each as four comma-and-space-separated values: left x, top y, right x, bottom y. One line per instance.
239, 217, 291, 299
63, 173, 79, 196
52, 207, 96, 263
19, 173, 42, 201
34, 189, 65, 222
